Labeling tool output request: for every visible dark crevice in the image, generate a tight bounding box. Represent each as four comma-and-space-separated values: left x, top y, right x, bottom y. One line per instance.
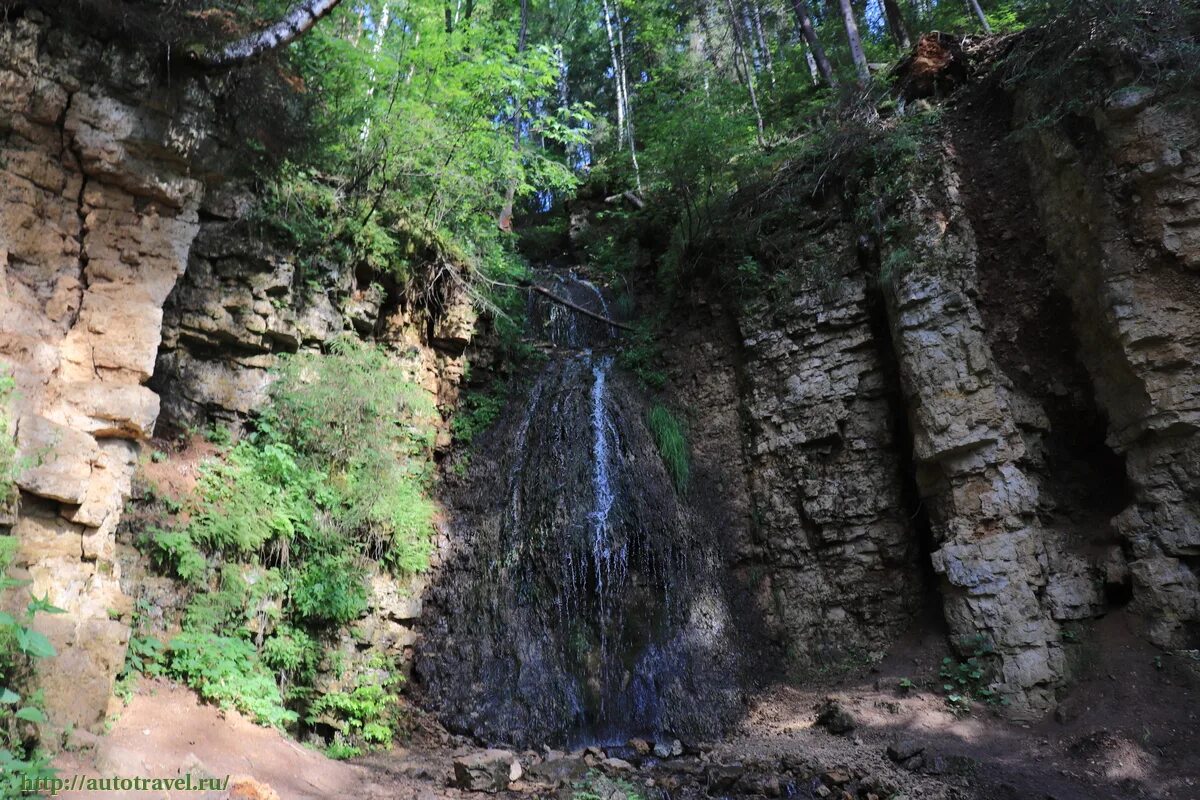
949, 81, 1135, 549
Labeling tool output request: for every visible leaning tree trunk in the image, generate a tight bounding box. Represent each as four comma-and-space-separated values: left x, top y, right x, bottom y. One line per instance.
964, 0, 992, 33
789, 0, 837, 88
837, 0, 870, 84
190, 0, 345, 68
882, 0, 911, 49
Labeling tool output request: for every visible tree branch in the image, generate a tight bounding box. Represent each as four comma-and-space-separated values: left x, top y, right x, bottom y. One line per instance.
521, 281, 635, 332
189, 0, 345, 69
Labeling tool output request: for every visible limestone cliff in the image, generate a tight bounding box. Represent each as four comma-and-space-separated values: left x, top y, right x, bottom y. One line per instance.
0, 9, 476, 733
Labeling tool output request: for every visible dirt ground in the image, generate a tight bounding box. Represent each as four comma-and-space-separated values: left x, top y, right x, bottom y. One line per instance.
49, 606, 1199, 800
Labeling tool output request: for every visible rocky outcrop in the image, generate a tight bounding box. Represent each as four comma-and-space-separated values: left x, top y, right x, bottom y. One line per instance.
882, 153, 1065, 714
152, 186, 476, 442
0, 11, 222, 731
736, 222, 925, 669
1018, 81, 1200, 649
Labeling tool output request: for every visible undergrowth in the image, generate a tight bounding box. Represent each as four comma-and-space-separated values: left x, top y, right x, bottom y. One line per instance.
128, 337, 435, 751
0, 536, 62, 794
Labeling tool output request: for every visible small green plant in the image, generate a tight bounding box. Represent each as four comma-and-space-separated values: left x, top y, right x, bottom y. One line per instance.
0, 536, 62, 795
939, 635, 1006, 714
0, 369, 18, 516
897, 677, 914, 693
150, 449, 167, 464
451, 387, 507, 446
571, 771, 646, 800
647, 405, 690, 492
307, 656, 405, 757
616, 322, 667, 389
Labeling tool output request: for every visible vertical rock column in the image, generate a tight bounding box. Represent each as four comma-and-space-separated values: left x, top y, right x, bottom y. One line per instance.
0, 16, 208, 731
1018, 85, 1200, 649
739, 249, 924, 668
883, 155, 1064, 715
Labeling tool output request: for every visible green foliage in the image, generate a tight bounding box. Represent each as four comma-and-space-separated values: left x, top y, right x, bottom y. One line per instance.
267, 337, 436, 573
0, 369, 17, 516
308, 658, 405, 756
647, 405, 689, 492
939, 635, 1007, 714
290, 554, 369, 626
262, 625, 321, 688
189, 440, 320, 557
451, 387, 507, 446
0, 536, 62, 795
164, 632, 297, 729
1002, 0, 1200, 131
145, 528, 207, 585
616, 322, 667, 390
572, 771, 646, 800
131, 339, 436, 746
243, 0, 591, 310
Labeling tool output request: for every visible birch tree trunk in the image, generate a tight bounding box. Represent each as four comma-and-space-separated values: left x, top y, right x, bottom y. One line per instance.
749, 0, 775, 83
612, 0, 642, 189
837, 0, 871, 84
882, 0, 911, 49
601, 0, 627, 149
190, 0, 346, 68
804, 48, 820, 84
789, 0, 837, 87
965, 0, 992, 33
359, 3, 391, 141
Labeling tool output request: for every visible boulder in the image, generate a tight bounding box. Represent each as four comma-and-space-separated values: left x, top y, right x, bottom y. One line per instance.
526, 754, 588, 788
814, 699, 856, 735
452, 749, 522, 793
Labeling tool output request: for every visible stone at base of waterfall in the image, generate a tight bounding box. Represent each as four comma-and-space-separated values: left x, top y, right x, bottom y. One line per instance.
628, 738, 651, 756
452, 750, 523, 792
526, 752, 588, 787
653, 739, 683, 759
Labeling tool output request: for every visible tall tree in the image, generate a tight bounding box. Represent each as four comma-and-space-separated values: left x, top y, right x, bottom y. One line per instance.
789, 0, 837, 87
837, 0, 870, 84
724, 0, 766, 146
499, 0, 531, 230
748, 0, 775, 83
965, 0, 993, 33
881, 0, 911, 49
601, 0, 641, 188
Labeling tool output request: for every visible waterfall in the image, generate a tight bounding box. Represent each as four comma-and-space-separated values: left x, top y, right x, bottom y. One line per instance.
420, 269, 742, 748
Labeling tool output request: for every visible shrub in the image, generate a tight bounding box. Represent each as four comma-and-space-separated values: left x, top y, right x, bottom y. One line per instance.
164, 631, 296, 729
451, 388, 507, 446
307, 658, 404, 756
290, 554, 369, 626
189, 440, 320, 556
647, 405, 689, 492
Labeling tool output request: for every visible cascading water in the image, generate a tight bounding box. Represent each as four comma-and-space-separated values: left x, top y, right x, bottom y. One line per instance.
419, 269, 742, 748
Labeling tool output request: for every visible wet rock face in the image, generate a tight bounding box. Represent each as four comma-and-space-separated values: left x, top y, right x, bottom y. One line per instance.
0, 11, 219, 731
420, 280, 743, 748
